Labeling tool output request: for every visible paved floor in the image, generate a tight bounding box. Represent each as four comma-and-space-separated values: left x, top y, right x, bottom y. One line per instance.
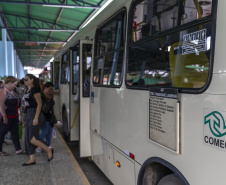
0, 128, 90, 185
67, 141, 113, 185
57, 127, 113, 185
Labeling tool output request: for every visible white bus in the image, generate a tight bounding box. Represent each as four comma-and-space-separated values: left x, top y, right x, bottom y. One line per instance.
52, 0, 226, 184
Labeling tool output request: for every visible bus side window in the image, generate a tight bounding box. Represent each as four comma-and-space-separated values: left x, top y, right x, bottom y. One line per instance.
60, 51, 70, 84
127, 0, 213, 90
93, 9, 126, 87
132, 0, 212, 42
82, 44, 92, 97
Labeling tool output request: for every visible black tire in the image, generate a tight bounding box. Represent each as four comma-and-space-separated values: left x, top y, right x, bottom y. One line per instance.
62, 109, 70, 142
142, 164, 172, 185
157, 174, 185, 185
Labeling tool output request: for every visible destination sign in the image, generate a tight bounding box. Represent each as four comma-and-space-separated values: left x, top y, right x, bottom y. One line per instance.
149, 88, 179, 153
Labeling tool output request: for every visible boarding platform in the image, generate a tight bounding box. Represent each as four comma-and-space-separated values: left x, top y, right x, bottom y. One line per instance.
0, 127, 90, 185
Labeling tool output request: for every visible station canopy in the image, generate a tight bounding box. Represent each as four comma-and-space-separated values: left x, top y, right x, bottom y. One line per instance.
0, 0, 105, 68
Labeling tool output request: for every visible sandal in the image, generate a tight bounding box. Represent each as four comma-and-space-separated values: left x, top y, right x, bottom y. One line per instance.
16, 150, 26, 155
0, 152, 9, 156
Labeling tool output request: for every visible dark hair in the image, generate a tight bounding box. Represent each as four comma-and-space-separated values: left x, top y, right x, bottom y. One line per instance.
25, 74, 40, 91
20, 78, 25, 85
0, 81, 3, 85
42, 82, 54, 91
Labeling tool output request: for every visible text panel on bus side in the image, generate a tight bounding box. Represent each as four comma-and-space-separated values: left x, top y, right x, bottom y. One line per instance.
149, 88, 179, 152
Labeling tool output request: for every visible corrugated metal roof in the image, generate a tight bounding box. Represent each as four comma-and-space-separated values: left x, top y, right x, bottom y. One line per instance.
0, 0, 106, 68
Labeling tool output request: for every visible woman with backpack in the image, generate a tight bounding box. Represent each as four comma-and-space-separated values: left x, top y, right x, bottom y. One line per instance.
22, 74, 53, 166
36, 82, 55, 152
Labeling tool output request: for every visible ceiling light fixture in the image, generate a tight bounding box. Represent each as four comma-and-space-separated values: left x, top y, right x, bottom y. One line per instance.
50, 57, 54, 62
42, 4, 99, 9
38, 29, 77, 32
43, 4, 75, 8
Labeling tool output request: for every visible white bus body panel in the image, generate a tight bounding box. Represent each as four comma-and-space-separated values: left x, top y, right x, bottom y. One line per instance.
91, 132, 107, 174
89, 1, 226, 180
57, 0, 226, 184
212, 0, 226, 74
107, 145, 136, 185
91, 84, 226, 185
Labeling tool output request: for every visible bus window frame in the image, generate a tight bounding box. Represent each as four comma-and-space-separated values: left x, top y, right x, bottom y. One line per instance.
51, 61, 60, 90
126, 0, 218, 94
71, 43, 80, 95
60, 49, 70, 85
92, 7, 127, 88
82, 44, 92, 98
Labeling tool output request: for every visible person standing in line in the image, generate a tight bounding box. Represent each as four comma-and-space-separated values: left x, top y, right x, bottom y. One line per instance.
18, 78, 27, 127
22, 74, 53, 166
36, 82, 55, 152
0, 80, 7, 144
0, 76, 25, 156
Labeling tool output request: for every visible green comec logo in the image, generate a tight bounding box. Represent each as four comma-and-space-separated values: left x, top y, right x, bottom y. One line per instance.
204, 111, 226, 137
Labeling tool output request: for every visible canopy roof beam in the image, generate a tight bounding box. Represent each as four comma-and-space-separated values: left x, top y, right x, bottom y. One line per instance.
10, 30, 65, 42
17, 49, 59, 51
14, 41, 65, 44
0, 1, 101, 9
0, 12, 78, 31
39, 0, 66, 63
19, 55, 54, 56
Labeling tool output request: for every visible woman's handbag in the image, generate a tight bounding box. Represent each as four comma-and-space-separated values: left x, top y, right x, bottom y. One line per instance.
41, 94, 50, 114
50, 113, 57, 124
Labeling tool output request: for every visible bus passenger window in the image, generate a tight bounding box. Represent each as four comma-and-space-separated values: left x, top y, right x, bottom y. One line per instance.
72, 44, 80, 94
132, 0, 212, 42
127, 0, 214, 90
54, 62, 60, 89
93, 58, 103, 84
60, 51, 70, 84
82, 44, 92, 97
93, 9, 126, 87
102, 51, 123, 85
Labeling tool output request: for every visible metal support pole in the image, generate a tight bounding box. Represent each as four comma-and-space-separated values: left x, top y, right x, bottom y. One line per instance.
2, 29, 8, 76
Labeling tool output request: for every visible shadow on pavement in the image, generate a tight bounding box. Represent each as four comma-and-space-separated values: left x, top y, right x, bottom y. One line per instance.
57, 127, 113, 185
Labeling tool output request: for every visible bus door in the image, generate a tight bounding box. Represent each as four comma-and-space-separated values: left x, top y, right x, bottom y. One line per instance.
51, 60, 61, 121
79, 40, 93, 157
70, 44, 80, 141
